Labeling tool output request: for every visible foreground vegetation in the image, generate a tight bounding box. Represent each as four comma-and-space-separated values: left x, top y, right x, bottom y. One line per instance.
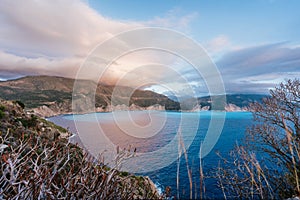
173, 79, 299, 199
0, 100, 159, 199
216, 79, 300, 199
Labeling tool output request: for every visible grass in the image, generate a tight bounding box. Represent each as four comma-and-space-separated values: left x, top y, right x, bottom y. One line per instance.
40, 118, 68, 133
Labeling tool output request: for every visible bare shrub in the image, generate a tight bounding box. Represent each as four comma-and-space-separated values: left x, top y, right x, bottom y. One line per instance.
216, 79, 300, 199
0, 100, 159, 199
0, 128, 158, 199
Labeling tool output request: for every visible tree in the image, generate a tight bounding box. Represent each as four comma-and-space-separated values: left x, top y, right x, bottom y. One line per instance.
249, 79, 300, 198
217, 79, 300, 199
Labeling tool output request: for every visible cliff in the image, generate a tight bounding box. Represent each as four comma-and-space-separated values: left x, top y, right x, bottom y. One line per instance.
224, 103, 249, 112
0, 76, 179, 117
0, 76, 267, 116
180, 94, 267, 112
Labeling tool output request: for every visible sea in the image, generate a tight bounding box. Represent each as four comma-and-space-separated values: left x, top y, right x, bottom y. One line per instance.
48, 111, 253, 199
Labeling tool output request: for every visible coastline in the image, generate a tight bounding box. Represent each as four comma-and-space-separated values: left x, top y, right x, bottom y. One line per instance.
31, 103, 251, 118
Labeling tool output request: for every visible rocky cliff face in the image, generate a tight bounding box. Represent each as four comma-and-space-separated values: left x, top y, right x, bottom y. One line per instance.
180, 94, 266, 112
224, 103, 249, 112
0, 76, 267, 116
0, 76, 180, 117
32, 103, 166, 118
190, 104, 210, 112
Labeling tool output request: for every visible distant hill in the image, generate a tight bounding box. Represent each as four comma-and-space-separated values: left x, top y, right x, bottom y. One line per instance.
0, 76, 180, 116
180, 94, 268, 111
0, 76, 269, 115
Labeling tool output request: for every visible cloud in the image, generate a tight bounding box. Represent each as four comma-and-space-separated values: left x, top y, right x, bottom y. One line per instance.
0, 0, 198, 90
0, 50, 81, 78
205, 35, 231, 53
0, 0, 145, 80
217, 42, 300, 93
0, 0, 141, 58
0, 0, 299, 96
146, 8, 198, 32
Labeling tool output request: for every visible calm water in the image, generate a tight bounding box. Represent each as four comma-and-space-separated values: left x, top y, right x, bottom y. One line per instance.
49, 111, 253, 199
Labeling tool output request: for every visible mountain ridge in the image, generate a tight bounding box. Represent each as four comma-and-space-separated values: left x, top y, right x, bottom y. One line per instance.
180, 94, 268, 111
0, 76, 268, 116
0, 75, 180, 117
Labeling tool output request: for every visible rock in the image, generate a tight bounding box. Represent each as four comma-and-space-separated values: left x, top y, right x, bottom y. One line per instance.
113, 104, 129, 111
144, 176, 160, 197
32, 105, 57, 117
201, 106, 210, 111
286, 197, 300, 200
191, 104, 210, 112
95, 106, 106, 112
224, 103, 249, 112
146, 104, 165, 111
129, 103, 143, 111
31, 102, 168, 118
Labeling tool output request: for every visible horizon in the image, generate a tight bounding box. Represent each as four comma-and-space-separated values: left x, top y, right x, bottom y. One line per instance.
0, 0, 299, 95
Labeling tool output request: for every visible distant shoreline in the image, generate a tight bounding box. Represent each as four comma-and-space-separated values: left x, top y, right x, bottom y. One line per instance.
46, 109, 252, 119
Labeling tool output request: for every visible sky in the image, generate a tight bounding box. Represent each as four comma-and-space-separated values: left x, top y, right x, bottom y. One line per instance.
0, 0, 299, 95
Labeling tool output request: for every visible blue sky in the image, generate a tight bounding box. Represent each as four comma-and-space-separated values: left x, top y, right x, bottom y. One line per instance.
0, 0, 299, 94
89, 0, 300, 45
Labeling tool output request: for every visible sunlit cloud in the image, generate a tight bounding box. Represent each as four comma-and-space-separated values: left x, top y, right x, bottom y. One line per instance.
0, 0, 141, 58
0, 0, 142, 79
0, 0, 299, 96
0, 0, 198, 87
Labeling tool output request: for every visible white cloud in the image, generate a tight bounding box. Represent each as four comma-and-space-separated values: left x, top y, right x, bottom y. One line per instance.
0, 0, 141, 58
0, 0, 146, 80
205, 35, 230, 53
145, 8, 198, 32
2, 0, 298, 95
0, 0, 198, 87
0, 50, 81, 78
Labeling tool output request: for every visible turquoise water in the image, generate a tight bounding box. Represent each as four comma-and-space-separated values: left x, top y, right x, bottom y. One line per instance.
49, 111, 253, 198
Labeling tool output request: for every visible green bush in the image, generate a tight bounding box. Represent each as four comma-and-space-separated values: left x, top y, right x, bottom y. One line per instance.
0, 110, 5, 119
17, 114, 38, 128
0, 105, 5, 111
120, 171, 129, 177
15, 100, 25, 109
0, 105, 5, 119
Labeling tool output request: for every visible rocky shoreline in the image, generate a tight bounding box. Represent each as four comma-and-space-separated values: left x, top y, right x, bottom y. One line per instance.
30, 103, 166, 118
31, 102, 250, 118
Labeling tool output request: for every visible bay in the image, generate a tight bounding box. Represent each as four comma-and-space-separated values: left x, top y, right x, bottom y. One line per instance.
48, 111, 253, 199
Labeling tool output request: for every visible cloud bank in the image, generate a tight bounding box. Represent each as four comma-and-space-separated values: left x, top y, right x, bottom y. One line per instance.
0, 0, 141, 79
0, 0, 197, 83
0, 0, 299, 95
217, 43, 300, 93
